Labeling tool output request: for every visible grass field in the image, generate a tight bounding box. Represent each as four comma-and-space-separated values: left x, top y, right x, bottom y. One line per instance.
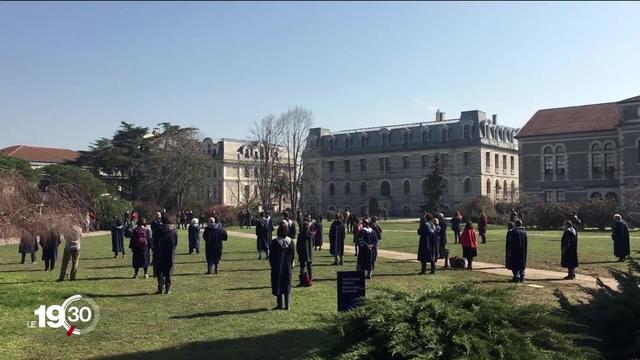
0, 222, 634, 359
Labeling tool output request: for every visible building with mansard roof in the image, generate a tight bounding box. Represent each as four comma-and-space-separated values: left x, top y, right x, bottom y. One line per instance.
301, 110, 520, 217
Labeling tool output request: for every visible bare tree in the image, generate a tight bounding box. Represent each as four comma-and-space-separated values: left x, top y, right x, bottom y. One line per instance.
279, 106, 313, 211
249, 115, 284, 211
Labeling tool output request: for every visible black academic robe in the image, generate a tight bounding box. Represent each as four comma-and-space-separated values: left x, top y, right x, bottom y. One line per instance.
417, 221, 439, 263
296, 223, 313, 264
438, 219, 447, 257
203, 223, 226, 264
111, 225, 125, 253
451, 217, 461, 233
329, 220, 346, 256
188, 224, 200, 251
284, 219, 297, 240
612, 220, 631, 258
372, 223, 382, 241
19, 233, 38, 254
506, 227, 528, 271
561, 228, 578, 269
129, 227, 151, 269
314, 222, 323, 247
156, 226, 178, 273
150, 218, 162, 252
357, 227, 379, 271
255, 217, 273, 252
39, 232, 60, 261
269, 237, 295, 297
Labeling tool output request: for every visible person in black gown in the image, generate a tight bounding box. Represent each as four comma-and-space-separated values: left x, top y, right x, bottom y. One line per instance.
270, 223, 295, 310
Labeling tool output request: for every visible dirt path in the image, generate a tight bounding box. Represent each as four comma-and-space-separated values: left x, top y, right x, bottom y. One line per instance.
227, 230, 618, 289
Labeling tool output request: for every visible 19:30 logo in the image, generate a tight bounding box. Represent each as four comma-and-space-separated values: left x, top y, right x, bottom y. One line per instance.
31, 294, 100, 336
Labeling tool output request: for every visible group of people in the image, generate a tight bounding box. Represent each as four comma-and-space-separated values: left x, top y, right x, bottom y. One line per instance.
238, 209, 252, 229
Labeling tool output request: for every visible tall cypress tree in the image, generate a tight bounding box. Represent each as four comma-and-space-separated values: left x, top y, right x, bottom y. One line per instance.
421, 153, 446, 212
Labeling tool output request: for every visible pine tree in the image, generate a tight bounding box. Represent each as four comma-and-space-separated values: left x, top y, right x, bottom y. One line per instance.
421, 153, 446, 213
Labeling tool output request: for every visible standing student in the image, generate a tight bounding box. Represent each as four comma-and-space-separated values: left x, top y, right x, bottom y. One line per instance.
571, 211, 583, 232
270, 223, 295, 310
561, 220, 578, 280
612, 214, 630, 262
459, 221, 477, 270
296, 215, 314, 285
344, 210, 352, 234
18, 230, 38, 264
150, 212, 162, 277
383, 207, 388, 221
129, 219, 151, 279
437, 213, 449, 268
478, 212, 488, 244
371, 216, 382, 241
506, 219, 528, 283
58, 225, 82, 281
155, 214, 178, 294
451, 211, 462, 244
255, 211, 273, 260
329, 213, 346, 265
356, 218, 379, 279
111, 219, 126, 258
313, 215, 323, 251
281, 211, 297, 240
417, 213, 440, 275
188, 218, 201, 255
203, 217, 227, 274
40, 227, 61, 271
353, 217, 362, 256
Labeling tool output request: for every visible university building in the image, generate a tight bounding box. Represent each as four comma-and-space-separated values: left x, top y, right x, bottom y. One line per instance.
0, 145, 78, 169
300, 110, 520, 217
516, 95, 640, 204
200, 138, 289, 211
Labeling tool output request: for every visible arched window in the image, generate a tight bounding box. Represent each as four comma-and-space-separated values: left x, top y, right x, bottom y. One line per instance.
503, 180, 508, 201
464, 178, 472, 194
605, 192, 618, 202
344, 137, 350, 149
590, 192, 602, 201
360, 181, 367, 195
403, 132, 410, 145
329, 183, 335, 197
403, 180, 411, 195
329, 139, 336, 151
345, 182, 351, 195
245, 149, 250, 158
486, 179, 491, 194
422, 130, 428, 143
510, 181, 516, 199
543, 146, 554, 178
361, 136, 367, 148
441, 128, 448, 142
212, 185, 217, 199
382, 133, 389, 147
463, 125, 471, 139
604, 142, 616, 179
555, 145, 566, 179
495, 180, 500, 198
380, 180, 391, 197
591, 143, 603, 179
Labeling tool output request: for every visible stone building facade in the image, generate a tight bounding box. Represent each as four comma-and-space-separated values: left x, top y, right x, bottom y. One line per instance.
301, 110, 520, 217
516, 95, 640, 204
200, 138, 289, 211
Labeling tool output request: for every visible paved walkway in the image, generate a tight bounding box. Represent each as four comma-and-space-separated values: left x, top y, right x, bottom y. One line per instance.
227, 230, 618, 289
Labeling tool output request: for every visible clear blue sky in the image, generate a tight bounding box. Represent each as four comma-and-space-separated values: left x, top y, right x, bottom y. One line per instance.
1, 1, 638, 150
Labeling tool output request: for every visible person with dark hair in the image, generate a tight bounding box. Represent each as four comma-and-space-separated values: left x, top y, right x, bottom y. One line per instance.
437, 213, 449, 268
270, 223, 295, 310
313, 215, 323, 251
417, 213, 439, 274
383, 207, 388, 221
459, 221, 477, 270
352, 217, 362, 256
451, 211, 462, 244
281, 211, 297, 240
188, 218, 201, 255
357, 217, 379, 279
571, 211, 582, 232
506, 219, 528, 283
111, 219, 125, 259
345, 210, 352, 234
40, 227, 61, 271
561, 220, 578, 280
203, 217, 227, 274
478, 212, 488, 244
371, 216, 382, 241
156, 214, 178, 294
612, 214, 630, 262
296, 214, 314, 285
130, 219, 151, 279
57, 225, 82, 281
150, 212, 162, 277
18, 229, 38, 264
329, 213, 346, 265
509, 209, 518, 223
255, 211, 273, 260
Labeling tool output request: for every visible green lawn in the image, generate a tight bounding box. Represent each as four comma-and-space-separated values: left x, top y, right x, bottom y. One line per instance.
0, 227, 586, 360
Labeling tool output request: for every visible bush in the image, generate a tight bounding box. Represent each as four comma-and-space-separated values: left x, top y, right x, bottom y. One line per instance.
42, 164, 109, 198
575, 200, 622, 230
132, 201, 162, 222
325, 283, 597, 360
204, 205, 240, 226
325, 210, 336, 222
528, 202, 576, 230
94, 196, 131, 230
0, 155, 41, 181
556, 256, 640, 359
457, 196, 496, 223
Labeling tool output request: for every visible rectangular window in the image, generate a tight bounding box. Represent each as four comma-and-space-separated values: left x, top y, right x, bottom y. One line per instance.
592, 154, 603, 178
463, 152, 470, 166
544, 156, 553, 176
495, 154, 499, 174
441, 154, 448, 169
329, 161, 335, 173
502, 155, 507, 174
422, 155, 428, 169
379, 158, 384, 172
360, 159, 367, 172
510, 156, 515, 175
344, 160, 351, 173
403, 156, 409, 169
545, 191, 554, 203
385, 158, 390, 173
556, 156, 566, 178
556, 191, 566, 203
486, 152, 491, 171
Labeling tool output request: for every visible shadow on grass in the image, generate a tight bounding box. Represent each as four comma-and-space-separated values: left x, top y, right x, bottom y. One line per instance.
94, 328, 330, 360
0, 268, 46, 273
74, 276, 132, 282
170, 308, 269, 319
86, 292, 151, 298
580, 260, 620, 265
86, 265, 130, 270
224, 286, 271, 291
173, 268, 267, 277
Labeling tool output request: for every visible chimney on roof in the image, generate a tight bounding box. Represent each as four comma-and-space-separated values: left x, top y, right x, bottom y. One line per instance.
435, 110, 445, 122
492, 114, 497, 125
